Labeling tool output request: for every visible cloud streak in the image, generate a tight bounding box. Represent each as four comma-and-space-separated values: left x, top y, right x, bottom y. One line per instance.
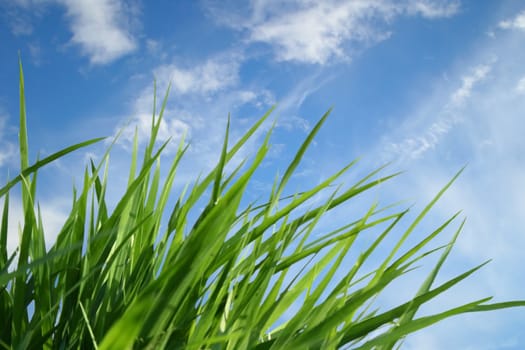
382, 63, 492, 161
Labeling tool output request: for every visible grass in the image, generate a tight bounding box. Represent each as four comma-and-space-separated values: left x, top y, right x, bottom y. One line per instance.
0, 59, 523, 350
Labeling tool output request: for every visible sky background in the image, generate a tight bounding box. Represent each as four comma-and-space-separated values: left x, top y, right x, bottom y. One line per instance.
1, 0, 525, 348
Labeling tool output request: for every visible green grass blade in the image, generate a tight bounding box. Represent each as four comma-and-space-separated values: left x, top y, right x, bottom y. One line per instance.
379, 218, 466, 350
212, 114, 230, 205
0, 137, 105, 198
270, 108, 332, 211
0, 192, 8, 270
18, 56, 29, 172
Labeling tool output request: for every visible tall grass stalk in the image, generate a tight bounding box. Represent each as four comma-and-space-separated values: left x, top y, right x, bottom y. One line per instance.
1, 60, 523, 349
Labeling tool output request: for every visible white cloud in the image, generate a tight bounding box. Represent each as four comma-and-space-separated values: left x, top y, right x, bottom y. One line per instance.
6, 0, 137, 64
516, 76, 525, 94
154, 53, 242, 95
248, 2, 369, 64
58, 0, 137, 64
499, 11, 525, 31
115, 53, 246, 153
113, 52, 277, 185
208, 0, 460, 64
404, 0, 460, 18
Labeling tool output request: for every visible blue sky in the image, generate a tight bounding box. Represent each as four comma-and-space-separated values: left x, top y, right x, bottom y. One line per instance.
1, 0, 525, 348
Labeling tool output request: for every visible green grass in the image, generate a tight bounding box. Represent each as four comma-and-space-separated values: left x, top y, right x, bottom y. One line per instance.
1, 59, 523, 350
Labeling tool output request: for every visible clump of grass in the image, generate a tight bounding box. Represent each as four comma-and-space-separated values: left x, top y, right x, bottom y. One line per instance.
1, 59, 523, 350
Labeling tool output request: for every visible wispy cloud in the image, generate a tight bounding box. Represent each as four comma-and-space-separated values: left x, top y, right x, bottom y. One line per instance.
404, 0, 460, 18
382, 62, 492, 161
114, 51, 276, 184
272, 70, 331, 132
207, 0, 460, 65
1, 0, 42, 36
451, 64, 491, 105
27, 41, 43, 66
117, 53, 245, 149
276, 70, 325, 111
153, 52, 242, 95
